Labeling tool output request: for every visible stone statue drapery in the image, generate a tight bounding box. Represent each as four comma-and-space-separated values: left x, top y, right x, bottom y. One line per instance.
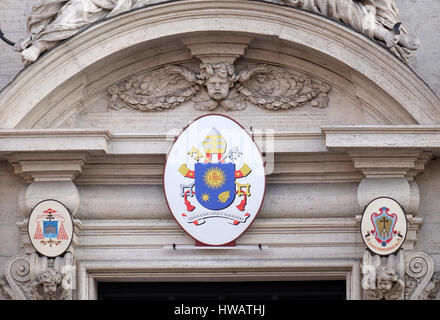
13, 0, 419, 64
282, 0, 419, 63
16, 0, 133, 64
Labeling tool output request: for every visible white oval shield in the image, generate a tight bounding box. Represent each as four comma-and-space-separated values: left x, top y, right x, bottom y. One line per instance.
28, 199, 74, 257
360, 197, 408, 256
164, 114, 266, 246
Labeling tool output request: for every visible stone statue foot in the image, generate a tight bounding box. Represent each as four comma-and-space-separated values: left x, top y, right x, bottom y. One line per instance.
400, 36, 420, 51
21, 44, 44, 65
384, 31, 400, 49
395, 45, 413, 64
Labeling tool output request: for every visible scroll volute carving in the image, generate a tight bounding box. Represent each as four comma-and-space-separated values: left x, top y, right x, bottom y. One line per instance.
107, 62, 331, 112
405, 251, 440, 300
0, 255, 32, 300
361, 250, 440, 300
0, 253, 75, 300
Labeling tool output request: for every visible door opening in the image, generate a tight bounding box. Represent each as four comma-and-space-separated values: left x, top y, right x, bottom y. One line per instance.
98, 281, 346, 300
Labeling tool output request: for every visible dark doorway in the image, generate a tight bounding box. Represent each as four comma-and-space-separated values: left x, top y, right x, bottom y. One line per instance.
98, 281, 346, 300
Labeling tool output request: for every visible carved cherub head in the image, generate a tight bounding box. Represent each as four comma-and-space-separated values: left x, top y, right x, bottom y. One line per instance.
362, 263, 405, 300
38, 269, 61, 296
376, 265, 399, 293
198, 63, 236, 101
108, 62, 330, 112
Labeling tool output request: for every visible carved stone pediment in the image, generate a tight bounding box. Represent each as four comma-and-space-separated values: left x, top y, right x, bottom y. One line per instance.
107, 62, 330, 112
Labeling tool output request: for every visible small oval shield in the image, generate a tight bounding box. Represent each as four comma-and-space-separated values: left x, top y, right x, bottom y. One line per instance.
28, 199, 74, 258
164, 114, 266, 246
360, 197, 408, 256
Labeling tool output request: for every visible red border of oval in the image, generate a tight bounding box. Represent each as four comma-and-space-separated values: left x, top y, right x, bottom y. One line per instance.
162, 113, 267, 246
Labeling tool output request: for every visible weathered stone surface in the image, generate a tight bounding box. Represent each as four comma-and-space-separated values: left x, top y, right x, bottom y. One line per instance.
1, 2, 439, 130
0, 0, 31, 90
400, 0, 440, 98
0, 162, 25, 261
0, 0, 439, 301
415, 159, 440, 268
0, 0, 438, 96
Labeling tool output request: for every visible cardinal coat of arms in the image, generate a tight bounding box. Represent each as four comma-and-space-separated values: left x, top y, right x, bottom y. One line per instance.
28, 200, 74, 258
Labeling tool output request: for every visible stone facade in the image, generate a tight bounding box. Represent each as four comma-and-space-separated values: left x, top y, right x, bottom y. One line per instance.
1, 0, 440, 97
0, 0, 439, 300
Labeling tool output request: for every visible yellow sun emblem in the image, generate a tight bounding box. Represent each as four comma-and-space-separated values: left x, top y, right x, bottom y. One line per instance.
203, 167, 226, 189
201, 193, 210, 202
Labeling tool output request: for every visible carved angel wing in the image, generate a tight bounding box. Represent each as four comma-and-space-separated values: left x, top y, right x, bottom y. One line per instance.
108, 65, 200, 112
220, 89, 248, 111
364, 289, 384, 300
191, 88, 219, 111
235, 64, 330, 110
384, 279, 405, 300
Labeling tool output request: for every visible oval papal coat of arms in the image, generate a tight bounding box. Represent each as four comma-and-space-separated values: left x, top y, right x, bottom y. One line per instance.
28, 200, 74, 257
164, 114, 266, 246
360, 197, 408, 256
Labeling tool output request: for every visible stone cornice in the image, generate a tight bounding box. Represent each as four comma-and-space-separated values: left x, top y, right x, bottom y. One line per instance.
0, 127, 438, 183
0, 129, 326, 155
16, 217, 363, 251
2, 126, 439, 153
323, 125, 440, 149
0, 129, 111, 153
322, 125, 438, 179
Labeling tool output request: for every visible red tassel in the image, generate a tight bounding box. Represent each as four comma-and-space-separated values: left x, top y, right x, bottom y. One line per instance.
236, 192, 247, 211
34, 223, 44, 239
57, 222, 68, 240
184, 190, 195, 212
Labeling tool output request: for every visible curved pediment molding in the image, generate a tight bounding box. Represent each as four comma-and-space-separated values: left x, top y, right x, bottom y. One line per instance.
0, 0, 439, 129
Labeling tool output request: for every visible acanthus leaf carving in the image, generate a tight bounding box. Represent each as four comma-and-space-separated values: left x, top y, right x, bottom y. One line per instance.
425, 272, 440, 300
107, 62, 331, 112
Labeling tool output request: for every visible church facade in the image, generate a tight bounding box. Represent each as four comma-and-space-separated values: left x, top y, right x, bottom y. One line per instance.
0, 0, 440, 300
